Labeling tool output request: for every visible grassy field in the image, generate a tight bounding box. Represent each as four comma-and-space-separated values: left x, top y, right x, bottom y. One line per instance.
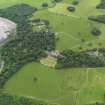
0, 0, 53, 9
31, 0, 105, 51
1, 0, 105, 51
1, 0, 105, 105
3, 63, 105, 105
62, 0, 105, 16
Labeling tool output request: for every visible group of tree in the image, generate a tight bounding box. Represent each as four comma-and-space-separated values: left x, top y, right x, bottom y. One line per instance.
88, 15, 105, 24
0, 92, 50, 105
0, 4, 56, 88
56, 49, 105, 69
96, 0, 105, 9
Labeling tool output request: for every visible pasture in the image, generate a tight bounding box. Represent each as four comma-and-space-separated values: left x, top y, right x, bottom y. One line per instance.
33, 9, 105, 51
0, 0, 53, 9
1, 0, 105, 51
4, 63, 105, 105
1, 0, 105, 105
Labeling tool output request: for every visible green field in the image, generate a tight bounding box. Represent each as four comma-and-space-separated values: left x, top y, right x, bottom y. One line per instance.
32, 1, 105, 51
1, 0, 105, 105
1, 0, 105, 51
4, 63, 105, 105
0, 0, 53, 9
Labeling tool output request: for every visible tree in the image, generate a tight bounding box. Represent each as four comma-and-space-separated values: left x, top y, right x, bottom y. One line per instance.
72, 0, 80, 5
42, 3, 48, 8
91, 28, 101, 36
67, 5, 76, 12
33, 77, 38, 82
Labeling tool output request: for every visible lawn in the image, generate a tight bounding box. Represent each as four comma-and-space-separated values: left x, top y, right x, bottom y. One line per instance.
3, 63, 105, 105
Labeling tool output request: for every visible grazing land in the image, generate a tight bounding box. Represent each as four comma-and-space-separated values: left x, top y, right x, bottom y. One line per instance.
0, 0, 105, 105
0, 0, 53, 9
4, 63, 105, 105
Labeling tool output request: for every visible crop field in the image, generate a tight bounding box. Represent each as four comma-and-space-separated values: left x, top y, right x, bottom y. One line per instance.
1, 0, 105, 105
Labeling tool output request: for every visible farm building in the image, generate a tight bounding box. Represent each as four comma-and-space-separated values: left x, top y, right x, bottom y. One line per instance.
0, 17, 16, 43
